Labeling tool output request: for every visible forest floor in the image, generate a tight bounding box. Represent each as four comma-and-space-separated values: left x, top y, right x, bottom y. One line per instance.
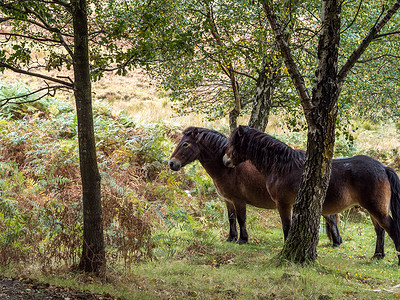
0, 276, 118, 300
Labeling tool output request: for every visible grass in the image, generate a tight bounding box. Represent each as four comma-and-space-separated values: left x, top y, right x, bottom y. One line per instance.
3, 213, 400, 299
127, 208, 400, 299
13, 209, 399, 299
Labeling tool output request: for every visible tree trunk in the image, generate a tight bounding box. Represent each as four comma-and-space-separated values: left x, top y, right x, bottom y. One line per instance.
228, 65, 241, 132
248, 58, 281, 132
229, 108, 239, 132
279, 115, 338, 262
278, 0, 341, 264
72, 0, 106, 273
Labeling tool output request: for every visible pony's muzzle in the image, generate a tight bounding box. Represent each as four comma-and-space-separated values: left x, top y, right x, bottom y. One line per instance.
168, 158, 181, 171
223, 154, 234, 168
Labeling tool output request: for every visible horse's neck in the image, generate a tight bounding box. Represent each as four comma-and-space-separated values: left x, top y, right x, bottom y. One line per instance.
246, 139, 304, 175
248, 154, 271, 176
198, 154, 228, 180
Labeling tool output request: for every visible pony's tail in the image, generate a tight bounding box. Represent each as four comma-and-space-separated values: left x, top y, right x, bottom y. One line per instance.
386, 167, 400, 244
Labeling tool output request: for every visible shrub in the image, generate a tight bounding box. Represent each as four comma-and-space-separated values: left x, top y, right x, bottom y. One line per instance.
0, 93, 207, 271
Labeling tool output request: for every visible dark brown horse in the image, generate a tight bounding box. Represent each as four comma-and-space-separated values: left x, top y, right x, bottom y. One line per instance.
169, 126, 342, 246
223, 125, 400, 264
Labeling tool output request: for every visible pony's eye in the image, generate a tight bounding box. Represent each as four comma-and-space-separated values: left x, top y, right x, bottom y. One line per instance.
183, 142, 189, 148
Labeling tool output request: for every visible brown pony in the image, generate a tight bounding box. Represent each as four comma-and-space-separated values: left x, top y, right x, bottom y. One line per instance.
223, 125, 400, 264
169, 126, 342, 246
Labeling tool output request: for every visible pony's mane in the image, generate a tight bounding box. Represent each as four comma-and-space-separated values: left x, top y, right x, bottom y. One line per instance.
183, 127, 228, 157
232, 126, 305, 174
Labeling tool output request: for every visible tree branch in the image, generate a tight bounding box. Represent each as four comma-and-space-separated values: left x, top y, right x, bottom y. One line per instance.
375, 30, 400, 38
341, 0, 363, 34
20, 4, 74, 58
262, 1, 313, 112
0, 4, 74, 38
231, 69, 257, 81
0, 17, 14, 23
39, 0, 71, 9
0, 62, 74, 87
0, 32, 61, 44
337, 0, 400, 85
0, 84, 69, 107
357, 53, 400, 63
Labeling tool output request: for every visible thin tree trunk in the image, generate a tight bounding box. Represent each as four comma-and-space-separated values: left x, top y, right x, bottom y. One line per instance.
205, 3, 241, 132
248, 58, 281, 132
72, 0, 106, 273
228, 65, 241, 132
229, 108, 239, 132
278, 0, 341, 263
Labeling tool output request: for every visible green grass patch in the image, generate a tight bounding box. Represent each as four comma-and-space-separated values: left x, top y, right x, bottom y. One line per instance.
129, 211, 400, 299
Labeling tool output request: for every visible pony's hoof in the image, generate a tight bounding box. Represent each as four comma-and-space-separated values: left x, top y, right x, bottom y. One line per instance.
332, 242, 342, 248
371, 253, 385, 260
237, 238, 248, 245
226, 236, 238, 243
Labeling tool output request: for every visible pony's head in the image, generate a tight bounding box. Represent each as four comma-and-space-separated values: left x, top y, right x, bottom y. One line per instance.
223, 125, 248, 168
169, 127, 202, 171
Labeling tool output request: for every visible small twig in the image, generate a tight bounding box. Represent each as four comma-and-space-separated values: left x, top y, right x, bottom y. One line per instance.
0, 85, 70, 107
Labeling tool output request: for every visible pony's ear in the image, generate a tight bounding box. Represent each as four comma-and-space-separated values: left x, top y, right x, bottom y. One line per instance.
184, 127, 199, 138
191, 127, 199, 138
238, 125, 245, 137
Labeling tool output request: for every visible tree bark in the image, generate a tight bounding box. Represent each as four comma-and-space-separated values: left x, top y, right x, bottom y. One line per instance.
279, 0, 341, 263
248, 57, 281, 132
71, 0, 106, 273
264, 0, 341, 264
229, 107, 239, 132
228, 65, 241, 132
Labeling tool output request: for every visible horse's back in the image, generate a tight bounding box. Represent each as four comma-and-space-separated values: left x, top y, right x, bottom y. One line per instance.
323, 155, 390, 214
332, 155, 387, 183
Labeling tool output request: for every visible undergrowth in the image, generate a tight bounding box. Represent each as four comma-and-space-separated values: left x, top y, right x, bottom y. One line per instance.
0, 85, 221, 272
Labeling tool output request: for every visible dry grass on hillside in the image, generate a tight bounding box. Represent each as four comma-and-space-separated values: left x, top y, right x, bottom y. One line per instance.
1, 69, 228, 128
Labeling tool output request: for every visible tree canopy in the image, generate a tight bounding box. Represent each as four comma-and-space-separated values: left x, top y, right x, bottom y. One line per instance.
113, 0, 400, 130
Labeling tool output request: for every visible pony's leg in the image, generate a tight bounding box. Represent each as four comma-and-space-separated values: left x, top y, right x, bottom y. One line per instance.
378, 216, 400, 264
368, 210, 400, 264
225, 201, 238, 242
236, 203, 248, 244
324, 214, 343, 247
371, 217, 385, 260
277, 203, 292, 240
